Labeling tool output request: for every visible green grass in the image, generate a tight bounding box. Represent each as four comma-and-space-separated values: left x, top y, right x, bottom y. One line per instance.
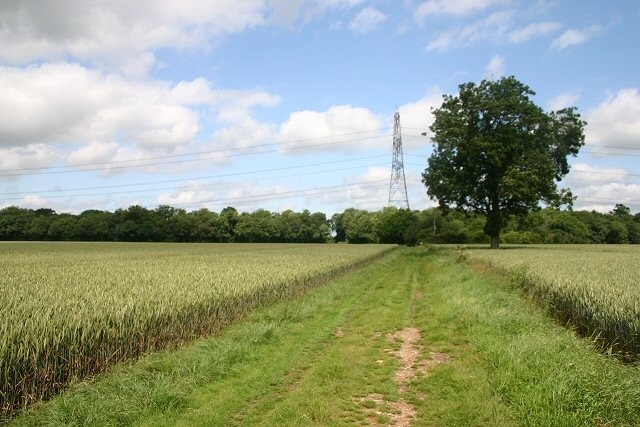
9, 247, 640, 426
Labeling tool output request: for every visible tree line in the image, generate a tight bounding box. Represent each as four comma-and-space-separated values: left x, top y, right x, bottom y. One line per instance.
0, 204, 638, 244
0, 205, 329, 243
333, 204, 640, 245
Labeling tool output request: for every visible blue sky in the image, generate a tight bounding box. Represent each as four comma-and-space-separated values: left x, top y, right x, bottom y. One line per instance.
1, 0, 639, 215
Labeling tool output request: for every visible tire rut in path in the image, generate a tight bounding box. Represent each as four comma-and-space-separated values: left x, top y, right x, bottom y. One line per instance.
229, 265, 390, 425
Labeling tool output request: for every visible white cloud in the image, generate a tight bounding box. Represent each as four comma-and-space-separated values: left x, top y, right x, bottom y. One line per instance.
67, 141, 120, 166
169, 78, 220, 105
426, 10, 512, 51
576, 183, 640, 213
508, 21, 562, 43
156, 180, 217, 207
415, 0, 507, 20
225, 183, 294, 210
321, 0, 368, 6
276, 92, 441, 155
0, 62, 281, 174
585, 88, 640, 149
308, 166, 389, 211
349, 7, 387, 33
168, 77, 280, 123
562, 93, 640, 213
568, 163, 635, 186
0, 144, 61, 175
212, 90, 281, 124
0, 63, 197, 148
304, 166, 433, 213
551, 25, 602, 50
422, 10, 576, 52
426, 32, 456, 52
119, 52, 159, 79
278, 105, 384, 153
357, 165, 391, 183
0, 0, 268, 71
345, 166, 391, 209
14, 195, 50, 210
211, 118, 278, 153
484, 55, 506, 79
156, 180, 295, 212
0, 0, 373, 71
547, 91, 580, 111
265, 0, 367, 27
0, 193, 120, 214
565, 163, 640, 213
397, 89, 443, 146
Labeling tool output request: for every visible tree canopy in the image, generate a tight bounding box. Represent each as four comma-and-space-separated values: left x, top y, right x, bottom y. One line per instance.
422, 76, 586, 248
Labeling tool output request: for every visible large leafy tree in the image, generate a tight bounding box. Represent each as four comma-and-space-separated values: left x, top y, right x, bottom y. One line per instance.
422, 76, 586, 248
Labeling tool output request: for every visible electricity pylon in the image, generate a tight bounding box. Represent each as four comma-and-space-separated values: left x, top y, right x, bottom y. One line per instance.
388, 111, 410, 209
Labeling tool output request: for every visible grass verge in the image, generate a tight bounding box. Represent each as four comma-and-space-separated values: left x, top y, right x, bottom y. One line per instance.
9, 247, 640, 426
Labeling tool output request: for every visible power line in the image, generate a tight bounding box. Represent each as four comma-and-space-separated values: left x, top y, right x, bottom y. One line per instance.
0, 155, 388, 196
3, 123, 638, 212
148, 179, 389, 210
1, 179, 389, 211
582, 150, 640, 157
1, 163, 390, 202
4, 127, 637, 179
404, 161, 640, 180
569, 169, 640, 178
0, 129, 390, 177
574, 199, 638, 207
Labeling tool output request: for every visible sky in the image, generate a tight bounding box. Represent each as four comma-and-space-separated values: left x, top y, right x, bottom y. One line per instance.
1, 0, 639, 216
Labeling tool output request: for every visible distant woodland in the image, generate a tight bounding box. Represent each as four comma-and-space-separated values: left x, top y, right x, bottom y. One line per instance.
0, 204, 638, 245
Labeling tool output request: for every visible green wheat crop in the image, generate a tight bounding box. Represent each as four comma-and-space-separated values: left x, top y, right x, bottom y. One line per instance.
0, 242, 395, 417
467, 244, 640, 359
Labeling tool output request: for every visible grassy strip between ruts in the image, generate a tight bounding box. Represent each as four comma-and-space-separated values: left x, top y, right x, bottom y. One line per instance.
9, 247, 640, 426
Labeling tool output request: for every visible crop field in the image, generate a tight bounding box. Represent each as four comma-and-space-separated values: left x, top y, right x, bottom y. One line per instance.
0, 242, 395, 417
466, 244, 640, 359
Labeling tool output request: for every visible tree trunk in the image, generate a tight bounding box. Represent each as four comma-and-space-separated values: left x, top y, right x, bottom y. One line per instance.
484, 199, 502, 250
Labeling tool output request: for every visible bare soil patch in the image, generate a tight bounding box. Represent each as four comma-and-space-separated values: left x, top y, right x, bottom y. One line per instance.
354, 393, 416, 427
353, 327, 452, 425
388, 327, 422, 391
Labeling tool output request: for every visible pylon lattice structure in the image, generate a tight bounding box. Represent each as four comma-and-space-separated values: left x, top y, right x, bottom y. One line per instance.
388, 111, 410, 209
